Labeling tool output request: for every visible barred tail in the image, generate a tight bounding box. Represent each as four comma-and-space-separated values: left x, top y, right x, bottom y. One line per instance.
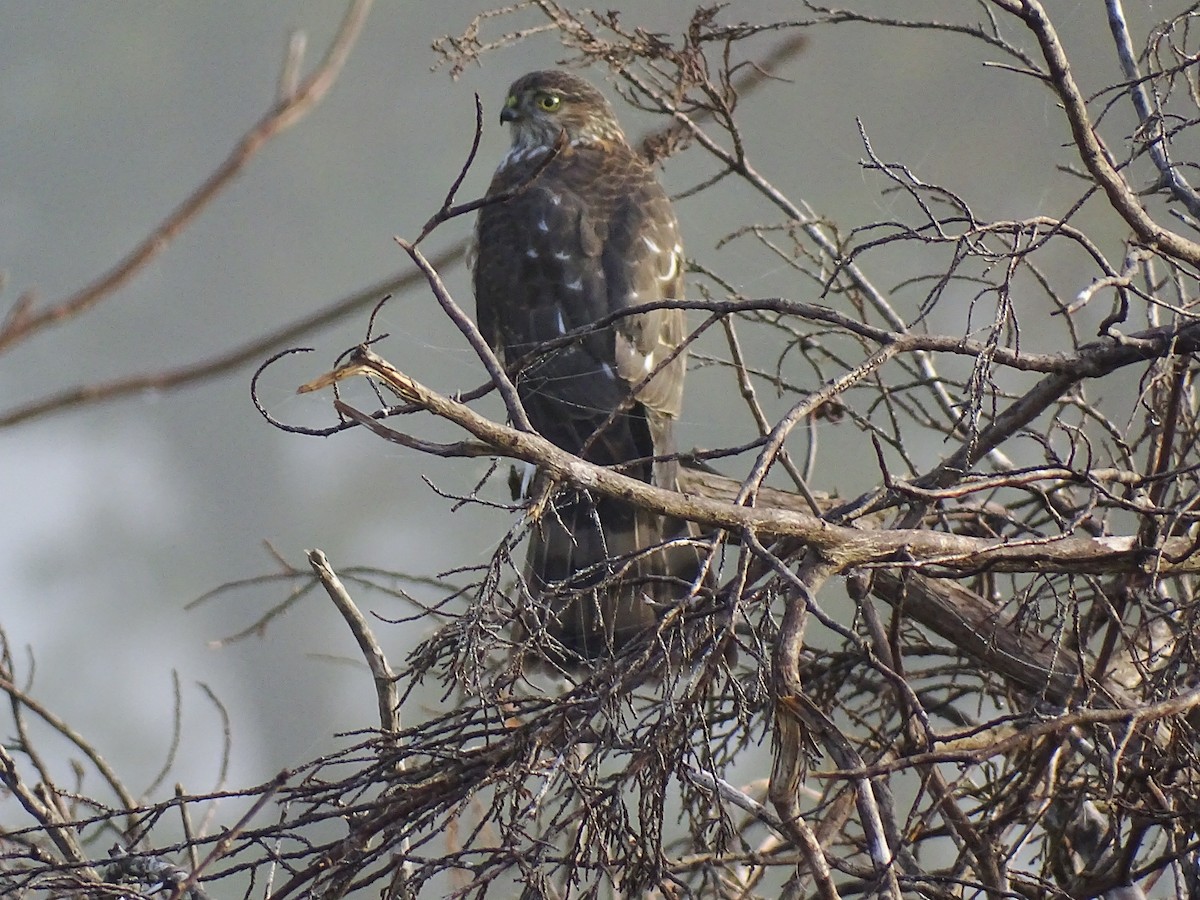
521, 489, 701, 661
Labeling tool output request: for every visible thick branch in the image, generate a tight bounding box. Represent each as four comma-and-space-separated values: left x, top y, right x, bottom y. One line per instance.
298, 347, 1200, 575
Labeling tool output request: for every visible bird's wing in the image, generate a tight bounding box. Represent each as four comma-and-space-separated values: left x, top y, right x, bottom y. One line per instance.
474, 146, 688, 481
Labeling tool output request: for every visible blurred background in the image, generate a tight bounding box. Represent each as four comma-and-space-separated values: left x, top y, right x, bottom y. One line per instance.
1, 0, 1162, 811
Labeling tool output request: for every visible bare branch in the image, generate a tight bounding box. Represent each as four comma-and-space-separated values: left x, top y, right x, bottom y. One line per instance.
0, 0, 375, 356
308, 549, 399, 734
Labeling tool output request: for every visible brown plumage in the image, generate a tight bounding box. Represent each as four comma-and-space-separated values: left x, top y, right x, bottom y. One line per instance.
473, 70, 701, 661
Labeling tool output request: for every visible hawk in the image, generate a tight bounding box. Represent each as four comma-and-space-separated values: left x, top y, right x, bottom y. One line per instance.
473, 70, 702, 661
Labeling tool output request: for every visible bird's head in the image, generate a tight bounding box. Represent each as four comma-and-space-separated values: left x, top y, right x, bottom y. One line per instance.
499, 70, 626, 153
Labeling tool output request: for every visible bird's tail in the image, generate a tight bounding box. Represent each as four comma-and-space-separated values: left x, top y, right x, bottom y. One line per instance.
520, 488, 704, 662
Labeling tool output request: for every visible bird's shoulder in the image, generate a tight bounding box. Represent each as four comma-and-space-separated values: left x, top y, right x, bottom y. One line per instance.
484, 138, 660, 205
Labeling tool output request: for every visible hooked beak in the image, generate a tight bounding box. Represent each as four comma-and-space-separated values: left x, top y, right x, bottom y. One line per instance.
500, 94, 520, 124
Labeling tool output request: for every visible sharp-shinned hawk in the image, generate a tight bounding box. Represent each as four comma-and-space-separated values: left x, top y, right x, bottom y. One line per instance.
472, 70, 702, 661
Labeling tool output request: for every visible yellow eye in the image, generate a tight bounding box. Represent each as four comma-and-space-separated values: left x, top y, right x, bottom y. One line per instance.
536, 93, 561, 112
